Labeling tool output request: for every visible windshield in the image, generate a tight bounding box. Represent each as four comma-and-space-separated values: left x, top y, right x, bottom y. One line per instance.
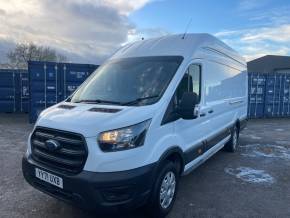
69, 56, 183, 106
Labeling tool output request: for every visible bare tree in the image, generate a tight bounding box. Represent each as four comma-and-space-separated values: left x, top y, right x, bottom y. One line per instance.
7, 43, 67, 69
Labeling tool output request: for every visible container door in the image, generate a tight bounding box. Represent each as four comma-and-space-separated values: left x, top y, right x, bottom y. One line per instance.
0, 71, 16, 112
45, 63, 59, 108
61, 64, 95, 100
274, 71, 290, 118
280, 73, 288, 117
29, 62, 46, 122
265, 73, 282, 117
20, 72, 29, 112
29, 62, 98, 122
248, 72, 266, 118
285, 74, 290, 117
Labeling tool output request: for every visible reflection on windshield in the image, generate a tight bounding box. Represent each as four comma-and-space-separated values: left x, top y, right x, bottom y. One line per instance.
70, 56, 183, 106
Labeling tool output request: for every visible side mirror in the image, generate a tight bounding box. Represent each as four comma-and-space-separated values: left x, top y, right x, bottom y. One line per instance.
178, 92, 198, 119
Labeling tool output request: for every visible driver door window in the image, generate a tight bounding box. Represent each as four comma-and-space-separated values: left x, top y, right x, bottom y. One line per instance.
175, 64, 201, 106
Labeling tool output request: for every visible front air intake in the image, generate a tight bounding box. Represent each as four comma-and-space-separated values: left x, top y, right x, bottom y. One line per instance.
57, 104, 76, 110
88, 107, 122, 113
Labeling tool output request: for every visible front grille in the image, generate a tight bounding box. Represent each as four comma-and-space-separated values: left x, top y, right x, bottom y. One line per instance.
31, 127, 88, 174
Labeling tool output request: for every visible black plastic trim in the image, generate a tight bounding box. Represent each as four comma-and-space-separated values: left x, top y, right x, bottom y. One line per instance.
88, 107, 122, 113
184, 127, 231, 164
31, 126, 88, 175
22, 155, 157, 211
57, 104, 76, 110
184, 142, 204, 164
205, 128, 230, 151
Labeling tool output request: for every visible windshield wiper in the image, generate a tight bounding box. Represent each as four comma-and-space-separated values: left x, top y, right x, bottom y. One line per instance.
74, 99, 122, 105
122, 95, 159, 106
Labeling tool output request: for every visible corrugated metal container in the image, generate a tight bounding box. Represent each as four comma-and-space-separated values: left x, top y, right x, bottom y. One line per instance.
0, 70, 17, 112
276, 69, 290, 117
265, 72, 290, 117
29, 61, 98, 123
248, 72, 267, 118
265, 73, 282, 117
248, 71, 290, 118
281, 73, 290, 116
19, 71, 29, 113
0, 69, 29, 113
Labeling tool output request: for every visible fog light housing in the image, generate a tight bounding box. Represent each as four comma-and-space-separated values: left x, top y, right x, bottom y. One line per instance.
101, 186, 134, 202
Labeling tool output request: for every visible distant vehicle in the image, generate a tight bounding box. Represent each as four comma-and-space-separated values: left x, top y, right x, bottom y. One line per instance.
22, 33, 248, 217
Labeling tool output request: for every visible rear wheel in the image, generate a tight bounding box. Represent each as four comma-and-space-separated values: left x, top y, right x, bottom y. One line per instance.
146, 161, 179, 218
224, 125, 239, 152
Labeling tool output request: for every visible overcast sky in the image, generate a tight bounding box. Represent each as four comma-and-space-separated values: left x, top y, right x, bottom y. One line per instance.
0, 0, 290, 64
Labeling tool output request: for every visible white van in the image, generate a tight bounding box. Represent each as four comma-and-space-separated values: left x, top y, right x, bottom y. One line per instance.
22, 34, 247, 217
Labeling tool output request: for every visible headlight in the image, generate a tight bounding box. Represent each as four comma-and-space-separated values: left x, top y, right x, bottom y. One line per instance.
98, 119, 151, 152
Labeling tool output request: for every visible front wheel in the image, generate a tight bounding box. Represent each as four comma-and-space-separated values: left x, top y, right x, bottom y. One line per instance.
147, 161, 179, 218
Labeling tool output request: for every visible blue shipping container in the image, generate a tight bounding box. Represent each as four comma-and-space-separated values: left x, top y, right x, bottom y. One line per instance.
248, 72, 267, 118
29, 61, 98, 123
19, 71, 30, 112
0, 69, 29, 113
248, 71, 290, 118
265, 72, 290, 117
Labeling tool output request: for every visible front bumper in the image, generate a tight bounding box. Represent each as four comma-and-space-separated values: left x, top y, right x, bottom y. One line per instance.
22, 155, 157, 211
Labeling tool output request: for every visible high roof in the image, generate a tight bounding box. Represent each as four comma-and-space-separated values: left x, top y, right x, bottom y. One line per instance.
110, 33, 245, 65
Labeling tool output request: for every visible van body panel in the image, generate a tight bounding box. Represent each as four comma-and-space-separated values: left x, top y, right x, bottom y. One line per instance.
36, 103, 157, 138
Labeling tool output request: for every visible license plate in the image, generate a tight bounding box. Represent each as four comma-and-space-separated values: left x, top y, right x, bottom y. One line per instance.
35, 168, 63, 189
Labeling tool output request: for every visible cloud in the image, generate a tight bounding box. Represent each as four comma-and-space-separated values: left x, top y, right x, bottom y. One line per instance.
217, 1, 290, 61
0, 0, 152, 64
127, 27, 170, 43
216, 24, 290, 61
238, 0, 268, 11
99, 0, 153, 15
0, 39, 15, 63
241, 25, 290, 43
240, 4, 290, 27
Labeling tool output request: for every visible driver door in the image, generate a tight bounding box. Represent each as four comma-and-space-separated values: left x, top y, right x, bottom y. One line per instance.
173, 62, 212, 164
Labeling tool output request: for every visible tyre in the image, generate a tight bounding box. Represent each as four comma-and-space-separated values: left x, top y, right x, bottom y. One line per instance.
224, 125, 239, 152
146, 161, 179, 218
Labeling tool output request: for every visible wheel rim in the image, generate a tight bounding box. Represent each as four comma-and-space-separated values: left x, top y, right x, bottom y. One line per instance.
233, 128, 238, 149
160, 171, 176, 209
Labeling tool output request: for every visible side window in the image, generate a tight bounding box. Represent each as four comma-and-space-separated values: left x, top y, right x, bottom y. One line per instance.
175, 64, 201, 105
161, 64, 201, 125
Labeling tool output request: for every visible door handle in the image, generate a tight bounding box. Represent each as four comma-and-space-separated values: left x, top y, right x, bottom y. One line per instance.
208, 109, 214, 114
200, 113, 206, 117
229, 100, 243, 105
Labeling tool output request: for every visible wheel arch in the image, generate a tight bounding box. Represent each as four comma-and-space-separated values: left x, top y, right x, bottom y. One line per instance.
157, 146, 185, 175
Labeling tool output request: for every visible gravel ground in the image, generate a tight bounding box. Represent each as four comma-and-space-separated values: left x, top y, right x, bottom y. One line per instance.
0, 114, 290, 218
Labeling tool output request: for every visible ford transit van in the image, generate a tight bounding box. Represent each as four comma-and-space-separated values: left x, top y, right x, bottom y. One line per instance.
22, 33, 247, 217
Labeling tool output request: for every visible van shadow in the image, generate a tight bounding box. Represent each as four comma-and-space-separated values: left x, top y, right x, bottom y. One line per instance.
64, 204, 149, 218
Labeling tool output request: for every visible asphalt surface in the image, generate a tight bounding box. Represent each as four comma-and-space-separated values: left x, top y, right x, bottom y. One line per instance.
0, 114, 290, 218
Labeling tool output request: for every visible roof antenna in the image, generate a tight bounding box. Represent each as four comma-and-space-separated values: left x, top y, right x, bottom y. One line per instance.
182, 17, 192, 39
